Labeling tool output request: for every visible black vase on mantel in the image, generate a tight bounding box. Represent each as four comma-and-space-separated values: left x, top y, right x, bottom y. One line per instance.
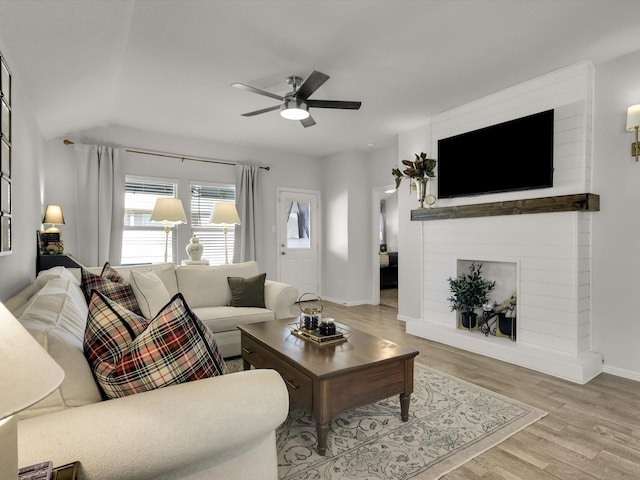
460, 311, 477, 329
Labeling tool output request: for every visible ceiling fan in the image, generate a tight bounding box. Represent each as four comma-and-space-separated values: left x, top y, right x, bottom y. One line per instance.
232, 70, 361, 127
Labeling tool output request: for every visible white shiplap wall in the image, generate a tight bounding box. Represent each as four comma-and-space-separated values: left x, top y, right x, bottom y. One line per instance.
407, 61, 602, 383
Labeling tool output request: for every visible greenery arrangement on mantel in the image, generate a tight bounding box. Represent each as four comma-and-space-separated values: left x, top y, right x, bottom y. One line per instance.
391, 152, 437, 208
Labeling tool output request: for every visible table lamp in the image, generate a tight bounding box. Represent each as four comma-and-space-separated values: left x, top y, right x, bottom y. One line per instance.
42, 205, 65, 233
0, 303, 64, 480
151, 198, 187, 263
209, 203, 241, 265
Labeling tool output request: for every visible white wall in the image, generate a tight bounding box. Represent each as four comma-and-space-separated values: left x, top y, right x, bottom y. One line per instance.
592, 49, 640, 380
41, 125, 323, 281
347, 151, 371, 304
322, 150, 371, 305
0, 42, 47, 301
397, 125, 430, 321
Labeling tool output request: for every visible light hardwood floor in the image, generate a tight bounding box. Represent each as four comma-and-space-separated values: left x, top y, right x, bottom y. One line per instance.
320, 300, 640, 480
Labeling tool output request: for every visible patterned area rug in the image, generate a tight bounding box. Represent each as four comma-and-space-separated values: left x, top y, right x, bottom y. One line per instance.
226, 359, 546, 480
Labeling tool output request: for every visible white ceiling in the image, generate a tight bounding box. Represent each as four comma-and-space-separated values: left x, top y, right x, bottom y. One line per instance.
1, 0, 640, 157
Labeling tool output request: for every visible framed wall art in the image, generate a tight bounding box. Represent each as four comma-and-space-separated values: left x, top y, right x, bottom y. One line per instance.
0, 50, 11, 255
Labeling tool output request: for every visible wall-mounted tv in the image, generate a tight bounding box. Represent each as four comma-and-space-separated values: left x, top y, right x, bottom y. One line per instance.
437, 109, 554, 199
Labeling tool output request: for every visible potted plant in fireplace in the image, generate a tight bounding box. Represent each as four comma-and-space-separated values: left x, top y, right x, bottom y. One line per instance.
447, 262, 496, 329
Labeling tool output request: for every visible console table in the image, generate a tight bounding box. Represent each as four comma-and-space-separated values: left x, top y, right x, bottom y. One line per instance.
36, 253, 86, 274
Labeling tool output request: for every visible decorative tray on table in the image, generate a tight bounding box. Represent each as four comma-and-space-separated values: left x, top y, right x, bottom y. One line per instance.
288, 322, 351, 346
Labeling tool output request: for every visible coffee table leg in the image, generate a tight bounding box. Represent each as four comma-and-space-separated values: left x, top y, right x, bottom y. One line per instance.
400, 393, 411, 421
316, 422, 329, 456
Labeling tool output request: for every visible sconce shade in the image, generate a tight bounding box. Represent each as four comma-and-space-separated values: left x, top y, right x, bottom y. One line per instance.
209, 203, 241, 225
0, 303, 64, 421
626, 104, 640, 131
150, 198, 187, 224
42, 205, 65, 226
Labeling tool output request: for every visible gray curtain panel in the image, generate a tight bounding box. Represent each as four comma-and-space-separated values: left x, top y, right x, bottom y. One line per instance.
74, 145, 121, 266
233, 164, 260, 263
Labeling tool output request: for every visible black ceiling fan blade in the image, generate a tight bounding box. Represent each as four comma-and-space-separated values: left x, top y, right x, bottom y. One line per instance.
306, 99, 362, 110
232, 83, 284, 101
300, 116, 316, 128
241, 105, 281, 117
295, 71, 330, 100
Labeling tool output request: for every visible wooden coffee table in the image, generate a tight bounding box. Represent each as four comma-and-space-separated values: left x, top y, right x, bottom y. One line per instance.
238, 318, 419, 455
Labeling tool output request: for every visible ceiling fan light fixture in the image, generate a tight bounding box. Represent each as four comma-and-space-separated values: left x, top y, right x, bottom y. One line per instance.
280, 98, 309, 120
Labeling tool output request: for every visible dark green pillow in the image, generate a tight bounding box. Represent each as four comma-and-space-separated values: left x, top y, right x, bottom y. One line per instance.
227, 273, 266, 308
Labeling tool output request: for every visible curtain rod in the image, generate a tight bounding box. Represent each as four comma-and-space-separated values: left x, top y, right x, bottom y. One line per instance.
63, 139, 270, 171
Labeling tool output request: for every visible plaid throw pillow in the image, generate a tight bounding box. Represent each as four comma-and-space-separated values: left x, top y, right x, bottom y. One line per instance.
101, 262, 124, 283
84, 291, 227, 399
81, 263, 142, 316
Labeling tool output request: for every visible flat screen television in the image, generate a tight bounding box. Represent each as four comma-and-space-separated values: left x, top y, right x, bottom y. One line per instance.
437, 109, 554, 199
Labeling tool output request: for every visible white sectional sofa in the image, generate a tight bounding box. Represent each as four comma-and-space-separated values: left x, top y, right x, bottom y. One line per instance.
3, 261, 297, 479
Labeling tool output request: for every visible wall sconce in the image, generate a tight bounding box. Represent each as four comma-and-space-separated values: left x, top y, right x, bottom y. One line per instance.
626, 104, 640, 161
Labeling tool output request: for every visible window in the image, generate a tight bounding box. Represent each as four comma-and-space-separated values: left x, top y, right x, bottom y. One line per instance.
190, 182, 236, 265
122, 177, 178, 264
285, 201, 310, 249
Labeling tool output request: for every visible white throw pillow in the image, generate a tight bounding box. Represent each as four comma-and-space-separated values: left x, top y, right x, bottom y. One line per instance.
129, 270, 171, 319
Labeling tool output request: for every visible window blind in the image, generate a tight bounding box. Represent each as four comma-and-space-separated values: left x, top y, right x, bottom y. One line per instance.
121, 177, 178, 264
190, 183, 235, 265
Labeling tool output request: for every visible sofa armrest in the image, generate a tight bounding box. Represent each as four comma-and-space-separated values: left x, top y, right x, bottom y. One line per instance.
264, 280, 298, 319
18, 370, 289, 480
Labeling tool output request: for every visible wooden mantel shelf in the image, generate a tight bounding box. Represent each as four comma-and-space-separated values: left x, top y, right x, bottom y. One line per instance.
411, 193, 600, 221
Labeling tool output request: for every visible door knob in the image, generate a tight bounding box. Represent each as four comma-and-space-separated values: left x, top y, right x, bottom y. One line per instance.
281, 251, 286, 255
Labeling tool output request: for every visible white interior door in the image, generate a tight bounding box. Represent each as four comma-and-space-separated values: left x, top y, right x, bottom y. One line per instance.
277, 188, 320, 297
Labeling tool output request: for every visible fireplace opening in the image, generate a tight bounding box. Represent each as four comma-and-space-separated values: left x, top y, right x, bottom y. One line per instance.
453, 259, 518, 341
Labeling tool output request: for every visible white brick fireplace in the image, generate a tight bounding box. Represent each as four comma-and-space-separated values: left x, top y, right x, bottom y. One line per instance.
404, 62, 603, 383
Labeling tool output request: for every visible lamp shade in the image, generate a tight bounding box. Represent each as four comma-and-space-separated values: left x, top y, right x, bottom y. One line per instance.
209, 203, 241, 225
0, 303, 64, 420
150, 198, 187, 224
626, 104, 640, 131
42, 205, 65, 226
0, 304, 64, 480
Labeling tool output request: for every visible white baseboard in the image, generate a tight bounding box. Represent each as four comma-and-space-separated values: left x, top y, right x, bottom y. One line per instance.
322, 296, 370, 307
602, 365, 640, 382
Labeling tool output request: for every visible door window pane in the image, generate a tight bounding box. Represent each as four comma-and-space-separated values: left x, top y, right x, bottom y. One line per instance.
286, 201, 310, 249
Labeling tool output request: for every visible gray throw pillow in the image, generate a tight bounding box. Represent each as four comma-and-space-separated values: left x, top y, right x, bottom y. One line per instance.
227, 273, 266, 308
